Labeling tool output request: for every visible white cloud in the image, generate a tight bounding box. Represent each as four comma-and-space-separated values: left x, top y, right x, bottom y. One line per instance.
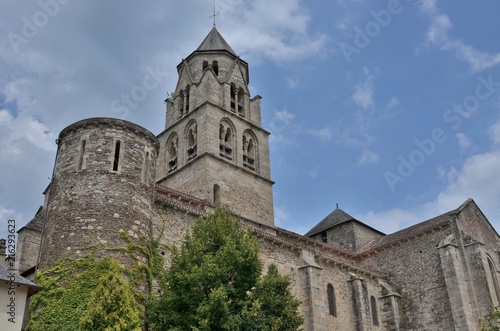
357, 150, 379, 166
222, 0, 327, 63
358, 147, 500, 234
489, 122, 500, 145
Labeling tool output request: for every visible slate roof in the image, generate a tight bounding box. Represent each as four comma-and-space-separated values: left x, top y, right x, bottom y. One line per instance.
0, 263, 41, 291
305, 208, 362, 237
195, 26, 237, 56
360, 199, 475, 254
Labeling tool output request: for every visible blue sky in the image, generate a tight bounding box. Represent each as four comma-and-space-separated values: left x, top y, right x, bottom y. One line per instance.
1, 0, 500, 239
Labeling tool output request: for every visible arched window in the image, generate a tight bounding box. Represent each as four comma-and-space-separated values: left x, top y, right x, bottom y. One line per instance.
112, 140, 121, 171
327, 284, 336, 317
167, 135, 178, 173
230, 84, 236, 112
212, 60, 219, 76
219, 121, 234, 160
202, 60, 209, 71
187, 123, 197, 161
238, 88, 245, 117
213, 184, 220, 206
243, 131, 257, 171
371, 295, 378, 326
488, 257, 500, 305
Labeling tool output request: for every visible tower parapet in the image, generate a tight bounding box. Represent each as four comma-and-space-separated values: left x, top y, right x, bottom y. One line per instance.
40, 118, 159, 268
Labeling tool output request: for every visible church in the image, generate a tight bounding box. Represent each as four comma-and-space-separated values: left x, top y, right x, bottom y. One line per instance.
14, 27, 500, 331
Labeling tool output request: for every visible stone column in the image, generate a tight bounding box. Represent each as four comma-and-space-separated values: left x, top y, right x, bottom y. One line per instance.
349, 273, 372, 331
298, 249, 327, 331
438, 234, 475, 331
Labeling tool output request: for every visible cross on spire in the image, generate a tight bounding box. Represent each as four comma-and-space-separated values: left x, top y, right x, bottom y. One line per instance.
211, 0, 220, 26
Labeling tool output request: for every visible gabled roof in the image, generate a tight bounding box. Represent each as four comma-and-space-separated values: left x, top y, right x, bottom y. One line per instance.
0, 264, 42, 295
195, 26, 237, 56
306, 208, 367, 237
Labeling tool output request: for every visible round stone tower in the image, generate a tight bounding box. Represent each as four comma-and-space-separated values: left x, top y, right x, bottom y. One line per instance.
40, 118, 159, 268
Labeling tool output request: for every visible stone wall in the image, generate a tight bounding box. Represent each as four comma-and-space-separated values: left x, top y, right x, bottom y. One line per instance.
15, 213, 43, 273
40, 118, 159, 269
359, 226, 454, 330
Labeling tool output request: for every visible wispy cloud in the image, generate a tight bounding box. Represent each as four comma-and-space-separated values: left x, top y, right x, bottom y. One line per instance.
306, 127, 333, 141
352, 67, 375, 109
456, 133, 473, 151
357, 149, 379, 166
417, 1, 500, 72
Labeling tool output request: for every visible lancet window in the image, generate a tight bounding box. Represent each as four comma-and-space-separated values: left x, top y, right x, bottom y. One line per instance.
167, 134, 178, 172
219, 121, 234, 160
230, 83, 245, 117
187, 122, 197, 161
242, 131, 256, 171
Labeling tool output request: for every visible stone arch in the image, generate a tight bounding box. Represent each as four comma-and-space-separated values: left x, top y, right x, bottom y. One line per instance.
185, 120, 197, 161
219, 118, 236, 161
242, 129, 258, 171
166, 133, 179, 173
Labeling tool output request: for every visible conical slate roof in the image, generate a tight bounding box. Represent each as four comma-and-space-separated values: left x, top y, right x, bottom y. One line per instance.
196, 26, 237, 56
305, 208, 359, 237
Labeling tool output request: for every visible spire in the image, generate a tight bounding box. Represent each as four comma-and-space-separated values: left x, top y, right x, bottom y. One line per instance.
195, 27, 237, 56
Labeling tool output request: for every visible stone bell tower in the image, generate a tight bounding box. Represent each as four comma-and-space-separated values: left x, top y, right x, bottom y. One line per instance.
156, 27, 274, 226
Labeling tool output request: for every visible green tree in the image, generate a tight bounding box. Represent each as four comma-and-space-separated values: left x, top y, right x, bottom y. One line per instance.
148, 208, 303, 330
481, 306, 500, 331
79, 260, 143, 331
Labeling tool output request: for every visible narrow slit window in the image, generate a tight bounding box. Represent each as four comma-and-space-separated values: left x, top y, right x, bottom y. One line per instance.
142, 151, 150, 184
212, 60, 219, 76
78, 139, 86, 170
230, 84, 236, 112
113, 140, 121, 171
327, 284, 336, 316
371, 296, 378, 325
213, 184, 220, 206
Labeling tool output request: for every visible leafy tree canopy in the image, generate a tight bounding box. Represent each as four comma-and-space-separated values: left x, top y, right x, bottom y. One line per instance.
148, 208, 303, 331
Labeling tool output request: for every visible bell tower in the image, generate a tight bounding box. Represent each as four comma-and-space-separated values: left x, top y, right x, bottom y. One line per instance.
156, 27, 275, 226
